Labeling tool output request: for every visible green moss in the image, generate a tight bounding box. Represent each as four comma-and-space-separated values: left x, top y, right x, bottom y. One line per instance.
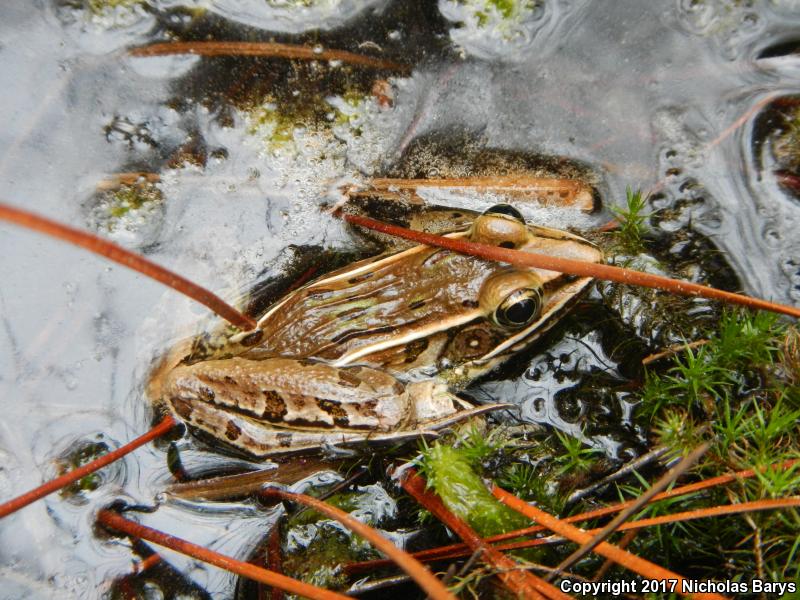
458, 0, 539, 25
247, 85, 370, 150
59, 441, 110, 497
418, 443, 530, 537
86, 0, 146, 16
488, 0, 522, 19
610, 186, 650, 254
774, 106, 800, 172
106, 184, 160, 218
247, 103, 298, 147
89, 182, 163, 236
629, 310, 800, 581
282, 532, 354, 591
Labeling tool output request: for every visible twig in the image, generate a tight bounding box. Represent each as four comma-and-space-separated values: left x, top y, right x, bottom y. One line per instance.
642, 339, 710, 365
347, 574, 413, 595
0, 416, 176, 518
97, 509, 350, 599
129, 41, 409, 73
591, 530, 638, 581
362, 176, 595, 211
342, 214, 800, 317
441, 548, 483, 589
567, 444, 673, 504
96, 172, 161, 191
350, 495, 800, 569
259, 487, 456, 600
340, 212, 800, 319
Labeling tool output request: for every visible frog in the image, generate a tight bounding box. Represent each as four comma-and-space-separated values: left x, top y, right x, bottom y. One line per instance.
148, 202, 603, 457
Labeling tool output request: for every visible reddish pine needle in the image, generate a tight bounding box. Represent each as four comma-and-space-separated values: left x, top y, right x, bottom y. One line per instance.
346, 497, 800, 570
0, 203, 257, 331
492, 486, 729, 600
97, 510, 350, 600
400, 468, 570, 600
129, 41, 409, 73
342, 212, 800, 319
0, 416, 176, 518
347, 458, 800, 573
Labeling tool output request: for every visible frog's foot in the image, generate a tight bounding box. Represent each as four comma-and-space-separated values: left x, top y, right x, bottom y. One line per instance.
416, 401, 516, 432
407, 380, 514, 430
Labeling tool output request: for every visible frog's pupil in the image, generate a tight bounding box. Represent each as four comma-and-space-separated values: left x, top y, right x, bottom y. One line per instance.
505, 298, 536, 325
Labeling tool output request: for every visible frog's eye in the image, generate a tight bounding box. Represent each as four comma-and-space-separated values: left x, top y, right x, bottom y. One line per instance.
494, 287, 543, 329
471, 205, 530, 248
479, 270, 545, 329
482, 204, 525, 224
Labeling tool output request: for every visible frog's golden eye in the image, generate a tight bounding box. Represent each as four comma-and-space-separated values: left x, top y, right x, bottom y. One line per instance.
471, 204, 529, 248
479, 270, 545, 329
482, 203, 525, 224
494, 287, 543, 329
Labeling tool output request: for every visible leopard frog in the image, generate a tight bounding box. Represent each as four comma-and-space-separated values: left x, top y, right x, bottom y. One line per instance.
150, 204, 602, 457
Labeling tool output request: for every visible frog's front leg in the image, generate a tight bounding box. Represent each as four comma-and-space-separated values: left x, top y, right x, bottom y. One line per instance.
161, 357, 478, 456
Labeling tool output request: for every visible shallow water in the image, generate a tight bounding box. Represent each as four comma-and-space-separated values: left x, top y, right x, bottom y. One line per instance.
1, 0, 799, 597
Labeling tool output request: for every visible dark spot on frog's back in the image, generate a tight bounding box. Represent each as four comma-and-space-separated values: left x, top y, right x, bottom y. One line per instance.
462, 299, 479, 308
225, 420, 242, 441
361, 399, 379, 418
171, 398, 193, 420
348, 272, 374, 284
337, 369, 363, 388
277, 432, 293, 448
262, 390, 288, 420
317, 399, 350, 427
307, 288, 334, 298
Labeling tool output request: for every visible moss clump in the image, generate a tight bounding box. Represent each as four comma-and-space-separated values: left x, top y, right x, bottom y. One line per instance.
86, 181, 164, 239
282, 533, 356, 591
58, 440, 110, 498
457, 0, 539, 26
610, 186, 650, 255
418, 443, 530, 537
281, 484, 392, 590
105, 184, 161, 219
87, 0, 144, 13
630, 309, 800, 580
773, 105, 800, 173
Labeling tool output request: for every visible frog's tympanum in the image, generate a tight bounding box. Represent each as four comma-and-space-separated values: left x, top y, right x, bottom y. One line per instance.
150, 204, 602, 457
